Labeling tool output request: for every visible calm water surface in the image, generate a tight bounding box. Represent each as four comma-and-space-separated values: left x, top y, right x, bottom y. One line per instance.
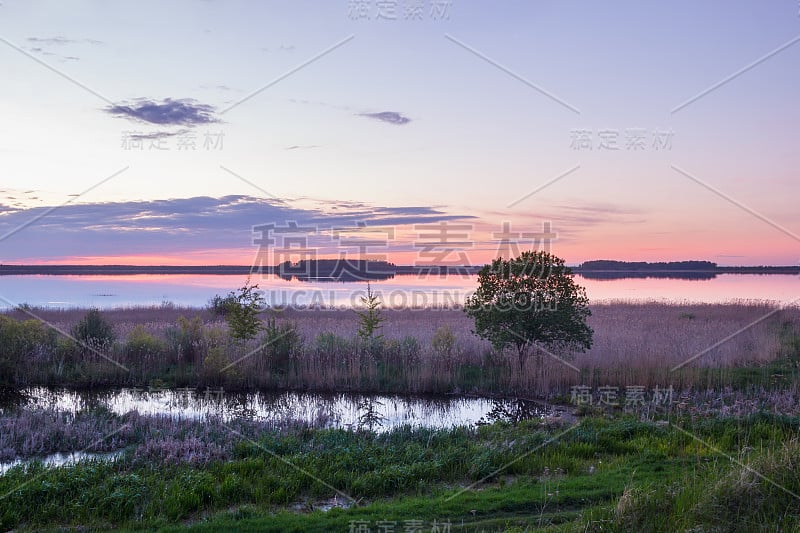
0, 273, 797, 309
12, 387, 511, 429
0, 450, 123, 475
0, 389, 553, 473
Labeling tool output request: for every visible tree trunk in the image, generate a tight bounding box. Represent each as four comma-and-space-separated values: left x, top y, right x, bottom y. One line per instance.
517, 344, 527, 374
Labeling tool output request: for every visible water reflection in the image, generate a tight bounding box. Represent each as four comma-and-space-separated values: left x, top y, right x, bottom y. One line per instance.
0, 388, 28, 407
0, 389, 562, 474
0, 450, 123, 475
478, 398, 549, 425
12, 388, 502, 430
0, 273, 796, 309
6, 388, 562, 431
578, 271, 717, 280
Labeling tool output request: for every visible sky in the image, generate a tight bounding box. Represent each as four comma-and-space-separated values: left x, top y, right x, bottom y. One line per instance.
0, 0, 798, 266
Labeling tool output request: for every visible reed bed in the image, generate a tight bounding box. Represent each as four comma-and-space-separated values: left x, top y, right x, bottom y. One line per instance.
1, 301, 798, 396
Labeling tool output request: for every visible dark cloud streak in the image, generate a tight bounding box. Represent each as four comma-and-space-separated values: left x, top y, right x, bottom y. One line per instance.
0, 195, 471, 261
360, 111, 411, 125
27, 36, 104, 46
285, 144, 320, 150
24, 36, 103, 61
105, 98, 220, 126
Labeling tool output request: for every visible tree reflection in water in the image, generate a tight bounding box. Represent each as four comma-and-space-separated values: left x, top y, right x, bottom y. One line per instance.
478, 398, 547, 425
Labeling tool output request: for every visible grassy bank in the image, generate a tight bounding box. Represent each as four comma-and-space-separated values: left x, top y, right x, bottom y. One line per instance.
1, 411, 799, 531
2, 302, 799, 395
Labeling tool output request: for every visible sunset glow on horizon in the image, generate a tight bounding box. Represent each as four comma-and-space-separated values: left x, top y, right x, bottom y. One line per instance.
0, 1, 798, 267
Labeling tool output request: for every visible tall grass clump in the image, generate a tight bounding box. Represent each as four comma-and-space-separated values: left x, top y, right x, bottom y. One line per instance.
71, 309, 115, 354
165, 316, 206, 364
432, 324, 457, 369
201, 345, 238, 386
258, 314, 302, 375
304, 332, 361, 389
612, 437, 800, 532
0, 316, 57, 387
123, 325, 167, 363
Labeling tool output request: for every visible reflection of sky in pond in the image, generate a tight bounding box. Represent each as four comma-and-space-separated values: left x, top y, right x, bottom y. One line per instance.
0, 450, 123, 475
1, 391, 552, 474
0, 273, 798, 309
22, 388, 499, 431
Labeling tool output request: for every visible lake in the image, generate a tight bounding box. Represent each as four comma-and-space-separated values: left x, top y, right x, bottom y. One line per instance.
0, 273, 797, 309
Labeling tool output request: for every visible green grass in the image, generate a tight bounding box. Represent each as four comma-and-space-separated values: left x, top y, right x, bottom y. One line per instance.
2, 415, 800, 531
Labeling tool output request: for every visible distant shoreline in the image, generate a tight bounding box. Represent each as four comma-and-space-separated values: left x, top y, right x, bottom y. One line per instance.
0, 263, 798, 277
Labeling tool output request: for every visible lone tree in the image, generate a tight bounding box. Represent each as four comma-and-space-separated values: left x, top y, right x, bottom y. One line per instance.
220, 278, 266, 343
355, 283, 385, 342
464, 251, 593, 372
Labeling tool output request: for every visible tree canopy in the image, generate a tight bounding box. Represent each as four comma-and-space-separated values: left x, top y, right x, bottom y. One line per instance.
464, 251, 593, 371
